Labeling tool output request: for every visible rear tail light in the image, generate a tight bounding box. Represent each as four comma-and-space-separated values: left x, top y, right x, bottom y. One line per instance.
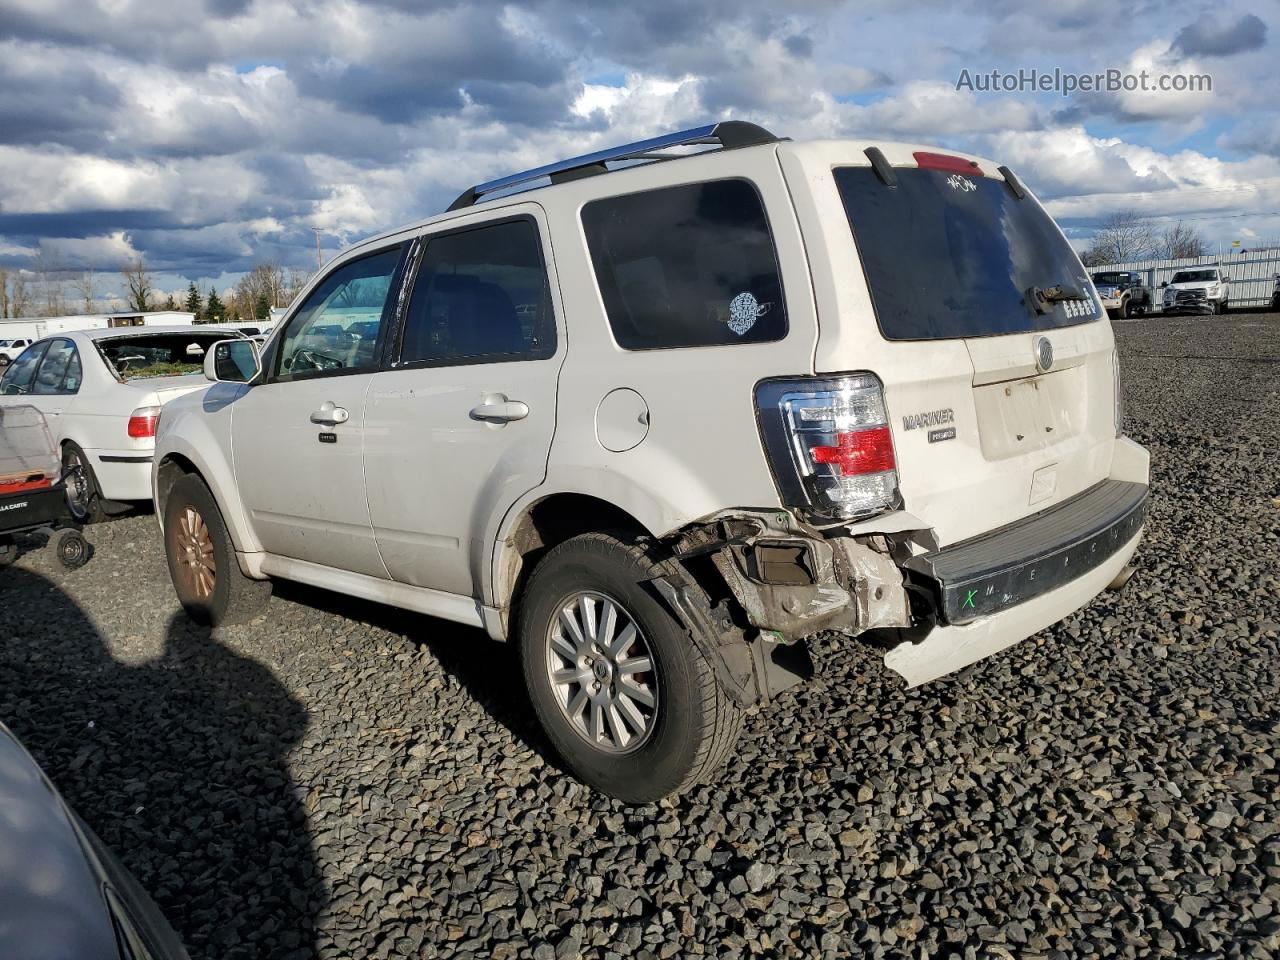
127, 406, 160, 439
755, 374, 900, 521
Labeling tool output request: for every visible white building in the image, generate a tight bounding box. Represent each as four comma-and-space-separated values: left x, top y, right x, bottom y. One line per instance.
0, 310, 198, 341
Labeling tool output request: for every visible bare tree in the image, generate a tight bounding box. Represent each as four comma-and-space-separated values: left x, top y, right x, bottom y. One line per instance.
71, 270, 98, 314
0, 268, 8, 319
1155, 221, 1206, 260
9, 271, 32, 318
121, 257, 153, 312
1083, 211, 1157, 265
31, 250, 68, 316
284, 267, 312, 307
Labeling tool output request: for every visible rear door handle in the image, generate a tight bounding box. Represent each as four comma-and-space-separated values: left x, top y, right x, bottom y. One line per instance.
469, 396, 529, 424
310, 401, 350, 425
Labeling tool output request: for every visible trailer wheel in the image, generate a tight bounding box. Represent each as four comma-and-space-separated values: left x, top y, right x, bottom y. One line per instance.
55, 529, 91, 569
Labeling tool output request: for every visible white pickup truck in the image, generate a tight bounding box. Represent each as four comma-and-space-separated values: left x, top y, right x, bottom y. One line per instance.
1161, 266, 1231, 314
0, 338, 35, 367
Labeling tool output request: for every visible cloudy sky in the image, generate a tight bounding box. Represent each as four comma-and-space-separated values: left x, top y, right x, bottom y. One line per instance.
0, 0, 1277, 303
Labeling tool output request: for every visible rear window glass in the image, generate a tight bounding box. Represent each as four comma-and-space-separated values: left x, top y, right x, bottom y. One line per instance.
582, 179, 787, 350
834, 166, 1099, 340
98, 333, 230, 379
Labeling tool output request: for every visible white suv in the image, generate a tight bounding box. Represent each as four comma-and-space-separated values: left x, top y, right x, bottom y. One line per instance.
153, 122, 1149, 801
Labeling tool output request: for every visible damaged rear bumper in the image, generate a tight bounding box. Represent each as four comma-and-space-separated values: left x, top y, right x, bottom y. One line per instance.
670, 441, 1150, 694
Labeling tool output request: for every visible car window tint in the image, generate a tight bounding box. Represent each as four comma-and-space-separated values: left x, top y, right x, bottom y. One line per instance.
581, 179, 787, 350
401, 219, 554, 365
0, 341, 50, 395
278, 246, 404, 377
32, 339, 79, 395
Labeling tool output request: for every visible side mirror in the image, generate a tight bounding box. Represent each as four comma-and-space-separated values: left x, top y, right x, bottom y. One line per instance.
204, 339, 261, 383
1159, 281, 1168, 288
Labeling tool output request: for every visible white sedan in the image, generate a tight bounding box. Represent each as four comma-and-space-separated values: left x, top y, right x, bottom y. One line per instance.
0, 326, 244, 521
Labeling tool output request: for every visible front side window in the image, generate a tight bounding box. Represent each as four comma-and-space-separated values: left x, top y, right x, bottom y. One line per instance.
277, 245, 404, 378
32, 339, 81, 395
399, 219, 554, 365
581, 179, 788, 350
0, 341, 50, 395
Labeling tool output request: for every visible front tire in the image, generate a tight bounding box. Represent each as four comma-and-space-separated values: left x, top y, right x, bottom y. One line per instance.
518, 533, 743, 802
1117, 297, 1129, 319
164, 474, 271, 626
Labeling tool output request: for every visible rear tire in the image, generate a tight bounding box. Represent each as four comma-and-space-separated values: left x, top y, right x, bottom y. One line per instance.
164, 474, 271, 626
517, 532, 743, 803
62, 442, 106, 525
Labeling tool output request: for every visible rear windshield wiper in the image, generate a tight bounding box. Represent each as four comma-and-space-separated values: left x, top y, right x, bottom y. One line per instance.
1027, 283, 1088, 314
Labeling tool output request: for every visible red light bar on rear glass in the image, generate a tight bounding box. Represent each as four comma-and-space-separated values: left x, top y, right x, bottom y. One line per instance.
913, 151, 982, 176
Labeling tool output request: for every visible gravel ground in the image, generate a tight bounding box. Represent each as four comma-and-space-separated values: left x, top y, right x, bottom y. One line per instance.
2, 312, 1278, 960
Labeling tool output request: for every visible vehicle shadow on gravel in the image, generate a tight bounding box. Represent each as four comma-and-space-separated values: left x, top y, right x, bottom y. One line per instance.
0, 567, 321, 960
272, 580, 564, 767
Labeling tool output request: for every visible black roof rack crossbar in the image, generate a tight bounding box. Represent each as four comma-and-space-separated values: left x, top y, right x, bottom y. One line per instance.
446, 120, 779, 211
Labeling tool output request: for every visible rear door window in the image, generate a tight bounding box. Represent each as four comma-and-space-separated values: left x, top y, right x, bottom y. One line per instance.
834, 166, 1099, 340
581, 179, 787, 350
399, 218, 554, 365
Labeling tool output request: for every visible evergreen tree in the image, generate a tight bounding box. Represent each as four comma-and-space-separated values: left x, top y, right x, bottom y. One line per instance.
255, 292, 270, 320
184, 282, 203, 319
205, 287, 225, 322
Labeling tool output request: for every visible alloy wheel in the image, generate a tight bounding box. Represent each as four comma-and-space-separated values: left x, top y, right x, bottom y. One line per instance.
546, 591, 659, 753
172, 505, 216, 600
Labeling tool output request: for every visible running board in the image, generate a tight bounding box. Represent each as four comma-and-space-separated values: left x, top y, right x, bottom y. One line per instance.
252, 552, 485, 629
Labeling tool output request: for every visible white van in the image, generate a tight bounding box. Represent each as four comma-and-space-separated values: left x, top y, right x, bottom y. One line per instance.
152, 122, 1149, 801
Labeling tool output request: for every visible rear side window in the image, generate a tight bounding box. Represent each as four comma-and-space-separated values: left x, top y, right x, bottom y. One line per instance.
399, 218, 554, 365
32, 339, 80, 395
582, 179, 787, 350
835, 166, 1098, 340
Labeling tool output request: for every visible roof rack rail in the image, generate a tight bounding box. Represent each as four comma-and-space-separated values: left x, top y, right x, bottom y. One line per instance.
446, 120, 779, 212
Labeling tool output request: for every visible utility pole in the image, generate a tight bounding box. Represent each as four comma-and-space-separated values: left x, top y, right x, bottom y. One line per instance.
313, 228, 323, 270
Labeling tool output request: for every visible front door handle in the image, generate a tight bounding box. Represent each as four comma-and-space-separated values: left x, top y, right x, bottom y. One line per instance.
310, 401, 350, 425
470, 396, 529, 424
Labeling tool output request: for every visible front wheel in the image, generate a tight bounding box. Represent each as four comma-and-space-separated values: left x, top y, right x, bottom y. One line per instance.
518, 533, 743, 802
1117, 297, 1129, 319
164, 474, 271, 626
